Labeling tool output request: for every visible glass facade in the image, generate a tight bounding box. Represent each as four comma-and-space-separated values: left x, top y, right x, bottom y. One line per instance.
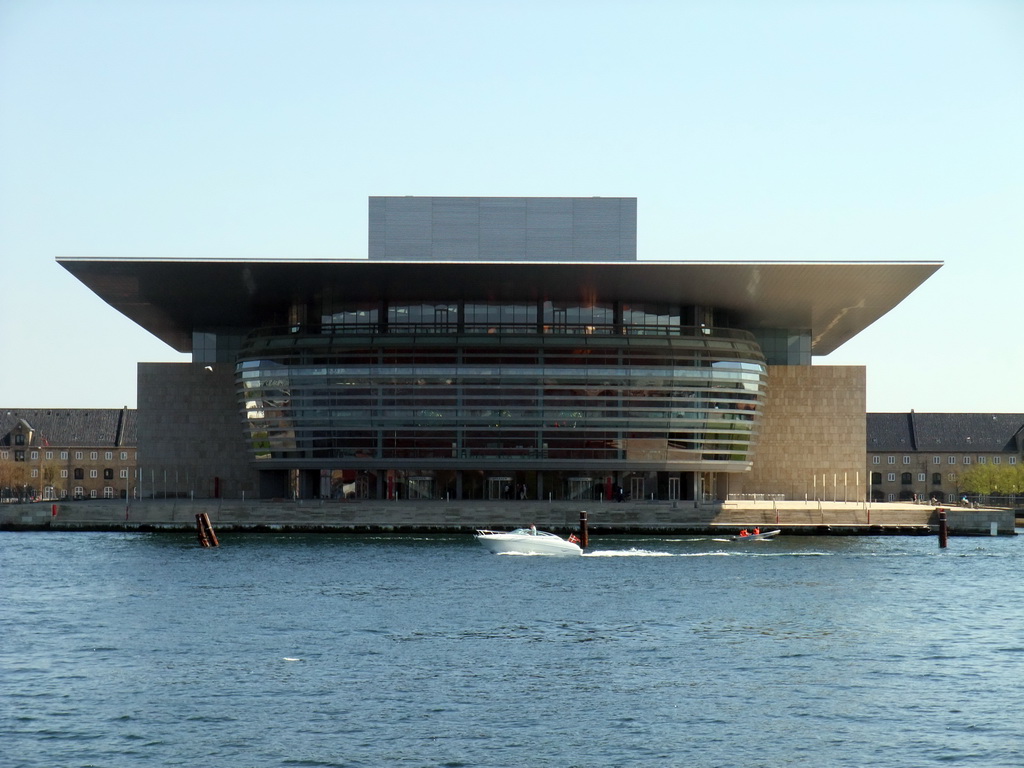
236, 301, 769, 498
752, 329, 811, 365
193, 330, 246, 364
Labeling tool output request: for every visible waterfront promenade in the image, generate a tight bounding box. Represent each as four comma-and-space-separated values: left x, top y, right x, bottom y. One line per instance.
1, 498, 1017, 536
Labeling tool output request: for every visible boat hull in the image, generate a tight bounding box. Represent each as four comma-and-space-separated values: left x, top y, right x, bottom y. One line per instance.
474, 530, 582, 556
731, 529, 781, 542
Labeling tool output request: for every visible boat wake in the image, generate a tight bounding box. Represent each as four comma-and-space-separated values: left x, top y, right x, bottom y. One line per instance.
583, 548, 675, 557
582, 549, 834, 558
491, 546, 835, 558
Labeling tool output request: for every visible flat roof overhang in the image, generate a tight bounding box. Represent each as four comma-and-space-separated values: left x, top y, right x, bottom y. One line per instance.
58, 258, 941, 356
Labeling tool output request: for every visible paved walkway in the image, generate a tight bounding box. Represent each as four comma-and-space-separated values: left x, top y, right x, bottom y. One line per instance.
1, 498, 1017, 536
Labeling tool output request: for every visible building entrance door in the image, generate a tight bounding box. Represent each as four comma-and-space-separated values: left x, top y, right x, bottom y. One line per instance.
699, 472, 716, 502
488, 477, 513, 500
408, 477, 433, 500
668, 476, 680, 501
568, 477, 593, 500
630, 476, 645, 501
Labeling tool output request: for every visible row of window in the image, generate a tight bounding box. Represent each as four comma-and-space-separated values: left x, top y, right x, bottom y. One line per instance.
872, 455, 1018, 466
43, 486, 120, 499
26, 468, 130, 479
1, 449, 133, 462
872, 472, 958, 485
321, 301, 711, 332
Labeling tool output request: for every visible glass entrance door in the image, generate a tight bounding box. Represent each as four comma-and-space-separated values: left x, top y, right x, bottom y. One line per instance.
630, 476, 645, 501
488, 477, 513, 500
568, 477, 593, 500
408, 477, 433, 500
699, 472, 716, 502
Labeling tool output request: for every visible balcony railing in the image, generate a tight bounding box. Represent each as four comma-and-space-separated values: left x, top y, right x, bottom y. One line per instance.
242, 323, 760, 343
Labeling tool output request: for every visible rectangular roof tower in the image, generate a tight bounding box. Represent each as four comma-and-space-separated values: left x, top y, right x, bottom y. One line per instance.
368, 197, 637, 262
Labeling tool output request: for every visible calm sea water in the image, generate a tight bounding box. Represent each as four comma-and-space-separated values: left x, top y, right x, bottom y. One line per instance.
2, 530, 1023, 767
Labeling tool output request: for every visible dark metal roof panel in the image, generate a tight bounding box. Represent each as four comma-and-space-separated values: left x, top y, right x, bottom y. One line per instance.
58, 259, 941, 355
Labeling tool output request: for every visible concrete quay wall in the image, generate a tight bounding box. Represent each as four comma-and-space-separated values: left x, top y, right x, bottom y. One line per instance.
1, 499, 1017, 537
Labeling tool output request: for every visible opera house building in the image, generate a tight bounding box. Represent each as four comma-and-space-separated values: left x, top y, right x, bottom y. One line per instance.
60, 197, 939, 503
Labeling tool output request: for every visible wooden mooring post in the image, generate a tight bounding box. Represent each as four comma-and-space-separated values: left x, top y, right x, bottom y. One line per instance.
196, 513, 219, 548
579, 509, 589, 550
937, 508, 948, 549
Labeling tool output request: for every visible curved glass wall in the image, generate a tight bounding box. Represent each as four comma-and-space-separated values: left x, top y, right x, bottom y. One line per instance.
236, 306, 767, 473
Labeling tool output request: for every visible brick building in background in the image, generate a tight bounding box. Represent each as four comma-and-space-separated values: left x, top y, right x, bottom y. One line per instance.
867, 412, 1024, 503
0, 409, 136, 501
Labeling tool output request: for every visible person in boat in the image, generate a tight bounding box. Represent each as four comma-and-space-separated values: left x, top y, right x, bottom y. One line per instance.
739, 529, 749, 537
529, 524, 537, 535
753, 527, 760, 535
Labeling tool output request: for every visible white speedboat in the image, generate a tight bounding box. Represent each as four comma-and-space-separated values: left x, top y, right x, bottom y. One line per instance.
474, 527, 582, 556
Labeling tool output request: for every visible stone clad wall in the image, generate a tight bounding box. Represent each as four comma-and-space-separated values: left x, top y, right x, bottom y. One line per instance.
137, 363, 257, 498
729, 365, 867, 501
134, 362, 866, 502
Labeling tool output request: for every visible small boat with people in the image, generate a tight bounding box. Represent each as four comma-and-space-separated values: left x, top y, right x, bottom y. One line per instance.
731, 527, 781, 542
474, 525, 583, 556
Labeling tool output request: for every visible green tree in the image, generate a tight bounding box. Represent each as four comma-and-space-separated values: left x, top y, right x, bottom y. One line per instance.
961, 463, 997, 495
0, 461, 31, 500
961, 463, 1024, 501
1006, 463, 1024, 495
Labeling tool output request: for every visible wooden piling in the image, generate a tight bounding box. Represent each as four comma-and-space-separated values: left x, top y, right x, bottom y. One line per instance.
196, 512, 219, 548
579, 509, 589, 549
937, 508, 948, 549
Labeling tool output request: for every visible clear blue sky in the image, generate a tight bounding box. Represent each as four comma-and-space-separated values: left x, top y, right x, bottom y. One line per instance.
1, 0, 1021, 411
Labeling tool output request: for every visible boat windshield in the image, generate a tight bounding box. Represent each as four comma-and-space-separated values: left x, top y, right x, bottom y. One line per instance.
509, 528, 555, 537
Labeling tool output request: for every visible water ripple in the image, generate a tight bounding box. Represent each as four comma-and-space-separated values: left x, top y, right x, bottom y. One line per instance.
3, 531, 1024, 767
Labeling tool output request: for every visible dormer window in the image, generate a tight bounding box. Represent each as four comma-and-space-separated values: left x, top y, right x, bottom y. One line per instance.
14, 434, 25, 446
